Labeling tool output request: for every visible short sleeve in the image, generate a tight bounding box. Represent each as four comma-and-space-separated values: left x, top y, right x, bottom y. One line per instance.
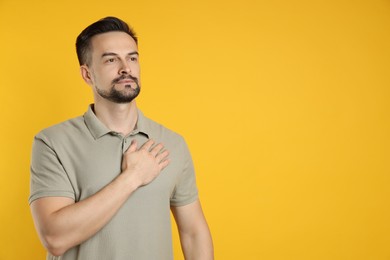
29, 133, 75, 204
170, 138, 198, 207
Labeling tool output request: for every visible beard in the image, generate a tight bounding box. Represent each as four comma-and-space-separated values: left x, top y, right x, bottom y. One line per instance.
95, 74, 141, 104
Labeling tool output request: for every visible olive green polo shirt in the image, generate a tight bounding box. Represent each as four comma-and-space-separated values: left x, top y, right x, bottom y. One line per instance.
29, 105, 198, 260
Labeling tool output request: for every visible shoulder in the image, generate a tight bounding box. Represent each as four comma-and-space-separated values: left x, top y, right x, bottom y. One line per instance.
140, 113, 186, 146
139, 113, 192, 157
35, 115, 86, 145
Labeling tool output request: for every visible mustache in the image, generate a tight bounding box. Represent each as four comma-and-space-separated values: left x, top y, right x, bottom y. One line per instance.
112, 74, 139, 84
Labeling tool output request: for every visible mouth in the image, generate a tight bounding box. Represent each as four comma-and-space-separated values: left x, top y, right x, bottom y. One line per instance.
117, 80, 134, 84
113, 75, 138, 85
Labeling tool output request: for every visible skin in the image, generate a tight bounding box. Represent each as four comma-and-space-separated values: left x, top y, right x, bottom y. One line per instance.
30, 31, 213, 259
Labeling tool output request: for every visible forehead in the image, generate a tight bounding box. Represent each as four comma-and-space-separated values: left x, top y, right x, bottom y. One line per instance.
90, 31, 138, 55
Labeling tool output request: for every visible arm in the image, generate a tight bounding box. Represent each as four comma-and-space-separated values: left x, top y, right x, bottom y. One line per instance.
30, 139, 169, 256
171, 199, 214, 260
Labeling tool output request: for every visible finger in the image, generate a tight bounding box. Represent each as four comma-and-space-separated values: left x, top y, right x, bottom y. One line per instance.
126, 139, 138, 153
140, 139, 155, 151
156, 149, 169, 162
159, 158, 170, 170
150, 143, 164, 157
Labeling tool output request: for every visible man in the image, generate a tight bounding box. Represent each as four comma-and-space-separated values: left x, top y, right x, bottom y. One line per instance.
29, 17, 213, 260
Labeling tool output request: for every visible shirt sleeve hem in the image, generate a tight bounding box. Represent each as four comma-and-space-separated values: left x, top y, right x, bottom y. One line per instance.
170, 193, 199, 207
29, 191, 75, 205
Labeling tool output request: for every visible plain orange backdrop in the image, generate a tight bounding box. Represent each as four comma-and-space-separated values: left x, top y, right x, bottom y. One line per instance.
0, 0, 389, 259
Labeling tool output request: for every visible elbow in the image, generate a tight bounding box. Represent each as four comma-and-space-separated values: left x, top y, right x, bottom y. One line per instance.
41, 233, 69, 257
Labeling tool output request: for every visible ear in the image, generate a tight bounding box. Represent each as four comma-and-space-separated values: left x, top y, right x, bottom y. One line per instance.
80, 65, 93, 86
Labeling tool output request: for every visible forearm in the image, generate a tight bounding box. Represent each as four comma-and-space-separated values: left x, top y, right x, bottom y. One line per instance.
32, 172, 140, 256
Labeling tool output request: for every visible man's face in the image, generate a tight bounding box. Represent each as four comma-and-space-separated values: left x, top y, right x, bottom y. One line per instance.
83, 31, 141, 103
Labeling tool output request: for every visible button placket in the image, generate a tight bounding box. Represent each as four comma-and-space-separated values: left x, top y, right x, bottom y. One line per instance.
122, 138, 127, 153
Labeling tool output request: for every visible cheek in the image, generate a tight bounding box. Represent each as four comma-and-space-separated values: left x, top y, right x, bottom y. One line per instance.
93, 69, 115, 83
91, 73, 101, 85
133, 65, 141, 77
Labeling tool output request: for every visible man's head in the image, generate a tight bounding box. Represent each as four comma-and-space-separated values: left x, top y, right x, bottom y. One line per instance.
77, 17, 141, 104
76, 16, 137, 66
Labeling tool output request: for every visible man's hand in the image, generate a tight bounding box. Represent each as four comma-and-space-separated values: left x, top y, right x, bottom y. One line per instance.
121, 139, 170, 187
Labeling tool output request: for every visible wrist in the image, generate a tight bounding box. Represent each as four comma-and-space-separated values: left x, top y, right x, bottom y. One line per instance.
120, 169, 142, 191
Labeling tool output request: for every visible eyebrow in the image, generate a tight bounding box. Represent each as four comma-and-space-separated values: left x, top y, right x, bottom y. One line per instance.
101, 51, 139, 58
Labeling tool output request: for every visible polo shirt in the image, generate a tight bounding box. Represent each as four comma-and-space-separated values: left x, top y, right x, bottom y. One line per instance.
29, 105, 198, 260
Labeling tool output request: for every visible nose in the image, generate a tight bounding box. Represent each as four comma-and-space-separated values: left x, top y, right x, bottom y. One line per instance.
119, 61, 131, 74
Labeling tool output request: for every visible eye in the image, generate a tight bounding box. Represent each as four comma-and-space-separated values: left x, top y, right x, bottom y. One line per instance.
105, 58, 116, 63
130, 56, 138, 62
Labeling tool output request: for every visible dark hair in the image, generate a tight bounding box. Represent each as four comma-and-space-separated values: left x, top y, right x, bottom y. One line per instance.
76, 16, 137, 65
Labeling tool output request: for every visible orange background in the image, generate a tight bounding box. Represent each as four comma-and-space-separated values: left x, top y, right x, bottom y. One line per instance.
0, 0, 389, 259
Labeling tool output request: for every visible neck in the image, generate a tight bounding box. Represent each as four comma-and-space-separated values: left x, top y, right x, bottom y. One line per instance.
93, 99, 138, 136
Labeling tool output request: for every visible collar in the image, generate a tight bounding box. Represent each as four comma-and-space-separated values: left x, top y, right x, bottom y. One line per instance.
83, 104, 150, 139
